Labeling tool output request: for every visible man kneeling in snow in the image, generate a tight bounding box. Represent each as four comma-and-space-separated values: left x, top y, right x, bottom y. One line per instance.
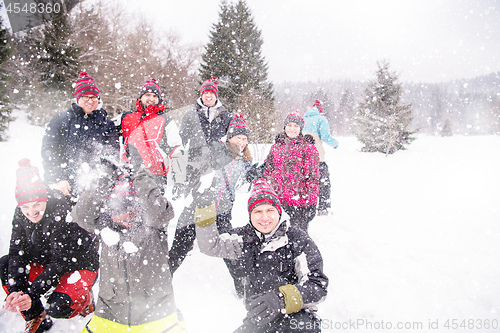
1, 159, 99, 333
195, 178, 328, 332
71, 149, 186, 332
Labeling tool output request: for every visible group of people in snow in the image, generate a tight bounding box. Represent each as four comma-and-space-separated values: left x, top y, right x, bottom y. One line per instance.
1, 71, 338, 333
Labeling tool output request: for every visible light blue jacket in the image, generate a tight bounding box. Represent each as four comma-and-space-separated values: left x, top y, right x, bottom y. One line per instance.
303, 107, 339, 148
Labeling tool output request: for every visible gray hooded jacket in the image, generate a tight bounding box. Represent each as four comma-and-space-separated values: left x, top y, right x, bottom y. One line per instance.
72, 167, 176, 326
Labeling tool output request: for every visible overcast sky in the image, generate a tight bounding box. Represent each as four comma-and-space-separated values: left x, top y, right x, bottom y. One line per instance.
2, 0, 499, 84
119, 0, 499, 84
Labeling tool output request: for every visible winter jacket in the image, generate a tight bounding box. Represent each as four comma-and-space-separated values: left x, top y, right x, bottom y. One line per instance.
213, 142, 252, 216
178, 98, 232, 189
7, 191, 99, 301
303, 107, 339, 162
196, 217, 328, 313
120, 102, 185, 183
263, 133, 320, 207
41, 104, 120, 195
72, 167, 177, 326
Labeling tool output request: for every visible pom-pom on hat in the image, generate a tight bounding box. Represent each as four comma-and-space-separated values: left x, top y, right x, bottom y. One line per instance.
284, 110, 305, 130
106, 172, 139, 217
247, 178, 282, 215
313, 99, 323, 113
139, 78, 162, 103
15, 158, 47, 206
227, 113, 250, 139
74, 71, 100, 101
200, 76, 218, 98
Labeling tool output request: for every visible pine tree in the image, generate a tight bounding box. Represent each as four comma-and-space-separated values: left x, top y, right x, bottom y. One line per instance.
200, 0, 275, 125
355, 60, 415, 155
0, 14, 13, 141
39, 14, 79, 94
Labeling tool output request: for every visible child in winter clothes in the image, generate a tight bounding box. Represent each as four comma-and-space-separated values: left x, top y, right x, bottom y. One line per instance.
303, 100, 339, 216
195, 179, 328, 333
263, 111, 320, 232
1, 159, 99, 333
120, 78, 185, 193
41, 72, 119, 199
71, 150, 186, 332
169, 76, 233, 273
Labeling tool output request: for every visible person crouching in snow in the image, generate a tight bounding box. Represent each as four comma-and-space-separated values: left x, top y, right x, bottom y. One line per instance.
71, 149, 186, 332
263, 111, 320, 232
0, 159, 99, 333
195, 179, 328, 332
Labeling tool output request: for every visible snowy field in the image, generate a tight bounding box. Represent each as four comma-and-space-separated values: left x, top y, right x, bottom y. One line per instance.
0, 110, 499, 332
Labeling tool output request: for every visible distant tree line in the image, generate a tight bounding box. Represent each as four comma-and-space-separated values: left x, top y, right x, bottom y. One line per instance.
0, 0, 498, 147
274, 71, 500, 137
3, 0, 201, 127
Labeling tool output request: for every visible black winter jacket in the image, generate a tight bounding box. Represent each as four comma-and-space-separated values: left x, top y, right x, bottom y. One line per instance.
7, 192, 99, 300
178, 99, 232, 190
197, 218, 328, 310
41, 104, 119, 195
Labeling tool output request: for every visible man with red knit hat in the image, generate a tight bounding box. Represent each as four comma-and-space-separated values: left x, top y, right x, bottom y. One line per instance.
1, 159, 99, 333
194, 178, 328, 332
41, 71, 120, 199
119, 78, 185, 193
303, 100, 339, 216
169, 76, 233, 273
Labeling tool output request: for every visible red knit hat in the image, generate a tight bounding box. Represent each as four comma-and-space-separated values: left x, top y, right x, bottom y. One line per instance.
227, 113, 250, 139
313, 100, 323, 113
139, 78, 162, 103
15, 159, 48, 206
247, 178, 282, 215
200, 76, 218, 98
284, 110, 305, 130
74, 72, 100, 101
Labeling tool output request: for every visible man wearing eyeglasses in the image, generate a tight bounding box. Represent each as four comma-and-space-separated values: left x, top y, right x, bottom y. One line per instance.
41, 72, 120, 201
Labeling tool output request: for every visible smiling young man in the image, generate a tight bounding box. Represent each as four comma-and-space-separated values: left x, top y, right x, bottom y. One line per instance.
195, 178, 328, 332
119, 78, 185, 194
169, 76, 233, 273
0, 159, 99, 333
41, 72, 119, 199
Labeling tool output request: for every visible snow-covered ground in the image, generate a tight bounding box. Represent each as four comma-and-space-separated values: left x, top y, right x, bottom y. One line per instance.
1, 110, 499, 332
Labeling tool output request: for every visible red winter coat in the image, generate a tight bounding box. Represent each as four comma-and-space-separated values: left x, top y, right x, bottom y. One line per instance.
120, 102, 184, 179
264, 133, 320, 207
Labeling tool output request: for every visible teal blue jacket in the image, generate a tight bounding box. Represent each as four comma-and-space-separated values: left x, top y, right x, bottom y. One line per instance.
303, 107, 339, 148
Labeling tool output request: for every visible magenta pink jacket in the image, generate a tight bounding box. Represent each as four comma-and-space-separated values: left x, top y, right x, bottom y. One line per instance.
263, 133, 320, 207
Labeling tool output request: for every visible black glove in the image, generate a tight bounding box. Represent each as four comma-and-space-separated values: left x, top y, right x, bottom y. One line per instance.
245, 291, 285, 327
96, 157, 122, 195
303, 133, 315, 144
126, 143, 144, 172
245, 162, 267, 183
100, 157, 120, 175
171, 183, 185, 200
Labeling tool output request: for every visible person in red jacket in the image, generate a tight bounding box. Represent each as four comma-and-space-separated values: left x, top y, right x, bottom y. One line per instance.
263, 111, 320, 232
120, 78, 185, 194
1, 159, 99, 333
